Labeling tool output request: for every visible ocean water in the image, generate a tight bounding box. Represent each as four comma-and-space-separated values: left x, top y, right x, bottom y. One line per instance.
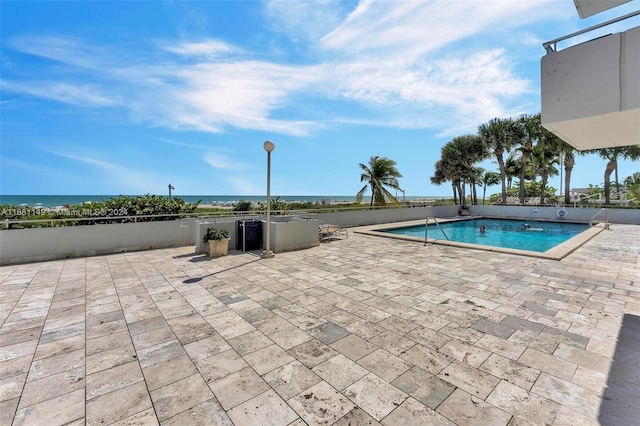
0, 195, 447, 208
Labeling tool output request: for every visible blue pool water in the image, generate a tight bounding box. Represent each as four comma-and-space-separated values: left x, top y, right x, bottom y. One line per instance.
383, 219, 589, 252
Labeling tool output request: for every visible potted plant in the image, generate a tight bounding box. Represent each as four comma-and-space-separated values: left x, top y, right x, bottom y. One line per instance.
203, 227, 231, 257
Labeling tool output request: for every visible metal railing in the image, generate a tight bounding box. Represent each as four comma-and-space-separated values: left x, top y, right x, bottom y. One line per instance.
424, 217, 450, 246
543, 9, 640, 54
589, 208, 610, 229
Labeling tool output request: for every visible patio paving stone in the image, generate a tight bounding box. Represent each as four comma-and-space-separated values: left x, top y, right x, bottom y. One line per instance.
1, 223, 639, 425
479, 353, 541, 391
149, 373, 213, 421
287, 339, 338, 368
357, 348, 412, 382
486, 380, 560, 425
438, 360, 501, 399
381, 397, 455, 425
85, 381, 152, 425
263, 360, 322, 400
208, 367, 270, 410
343, 373, 408, 421
367, 329, 416, 356
288, 380, 355, 426
436, 388, 511, 426
518, 347, 577, 381
329, 334, 377, 361
85, 360, 143, 400
311, 354, 369, 391
391, 366, 456, 409
530, 372, 601, 418
162, 398, 232, 426
307, 322, 351, 345
14, 387, 85, 426
243, 344, 295, 375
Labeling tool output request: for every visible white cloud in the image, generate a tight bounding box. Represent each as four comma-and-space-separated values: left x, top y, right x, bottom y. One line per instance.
1, 157, 62, 175
164, 40, 238, 57
203, 152, 245, 171
45, 149, 167, 194
154, 137, 210, 150
3, 1, 577, 137
0, 80, 117, 107
226, 176, 263, 195
263, 0, 349, 42
48, 151, 120, 170
321, 0, 570, 57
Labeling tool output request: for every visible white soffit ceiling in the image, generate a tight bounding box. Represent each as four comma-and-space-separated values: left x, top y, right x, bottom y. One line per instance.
573, 0, 633, 18
543, 109, 640, 151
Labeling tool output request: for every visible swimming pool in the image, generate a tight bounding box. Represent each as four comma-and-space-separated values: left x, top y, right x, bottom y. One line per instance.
384, 219, 588, 252
357, 217, 604, 259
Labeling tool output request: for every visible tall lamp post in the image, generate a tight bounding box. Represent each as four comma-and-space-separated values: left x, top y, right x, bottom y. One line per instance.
261, 141, 275, 259
168, 183, 175, 200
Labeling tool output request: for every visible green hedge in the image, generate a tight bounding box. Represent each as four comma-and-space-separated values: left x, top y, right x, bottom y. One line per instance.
1, 195, 200, 229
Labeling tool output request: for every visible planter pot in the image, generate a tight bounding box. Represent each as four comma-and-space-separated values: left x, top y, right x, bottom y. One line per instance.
205, 238, 230, 258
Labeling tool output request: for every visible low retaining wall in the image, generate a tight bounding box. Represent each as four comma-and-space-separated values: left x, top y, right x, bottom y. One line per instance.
2, 204, 635, 264
469, 205, 640, 224
194, 217, 320, 255
312, 205, 458, 227
0, 220, 194, 265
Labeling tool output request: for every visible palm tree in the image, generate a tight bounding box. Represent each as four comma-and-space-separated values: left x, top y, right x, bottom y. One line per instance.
517, 114, 541, 204
591, 146, 640, 204
480, 171, 500, 205
356, 156, 402, 207
431, 159, 461, 204
478, 117, 522, 205
504, 152, 520, 189
623, 172, 640, 187
442, 135, 487, 205
470, 166, 485, 205
557, 140, 582, 204
532, 129, 561, 204
434, 135, 487, 205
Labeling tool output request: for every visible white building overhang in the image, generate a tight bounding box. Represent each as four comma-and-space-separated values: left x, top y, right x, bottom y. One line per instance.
573, 0, 632, 18
541, 24, 640, 151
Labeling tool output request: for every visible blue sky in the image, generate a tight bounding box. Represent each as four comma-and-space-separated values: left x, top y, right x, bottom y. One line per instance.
1, 0, 639, 197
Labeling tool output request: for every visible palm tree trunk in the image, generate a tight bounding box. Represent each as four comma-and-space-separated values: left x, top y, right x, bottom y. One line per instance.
563, 155, 574, 204
482, 186, 487, 205
604, 160, 615, 205
518, 152, 528, 204
496, 153, 507, 205
471, 182, 477, 205
370, 183, 375, 208
451, 185, 457, 205
540, 172, 548, 205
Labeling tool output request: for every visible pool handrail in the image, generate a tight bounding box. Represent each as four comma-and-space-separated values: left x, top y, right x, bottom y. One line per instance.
589, 208, 610, 229
424, 217, 450, 245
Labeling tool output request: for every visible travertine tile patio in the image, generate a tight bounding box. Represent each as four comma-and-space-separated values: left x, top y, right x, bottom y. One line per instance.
0, 223, 638, 425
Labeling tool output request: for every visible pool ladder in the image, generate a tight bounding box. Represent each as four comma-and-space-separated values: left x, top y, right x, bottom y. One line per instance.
424, 217, 450, 245
589, 208, 610, 229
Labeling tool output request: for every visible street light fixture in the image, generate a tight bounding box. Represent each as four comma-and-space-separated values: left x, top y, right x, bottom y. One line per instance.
261, 141, 275, 259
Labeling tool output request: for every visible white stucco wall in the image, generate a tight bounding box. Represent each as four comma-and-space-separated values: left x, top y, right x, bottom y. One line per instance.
312, 205, 458, 227
541, 25, 640, 150
0, 220, 194, 264
468, 205, 640, 224
2, 205, 636, 264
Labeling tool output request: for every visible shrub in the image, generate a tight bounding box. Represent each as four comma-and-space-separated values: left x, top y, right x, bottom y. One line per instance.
233, 200, 252, 212
203, 227, 230, 242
